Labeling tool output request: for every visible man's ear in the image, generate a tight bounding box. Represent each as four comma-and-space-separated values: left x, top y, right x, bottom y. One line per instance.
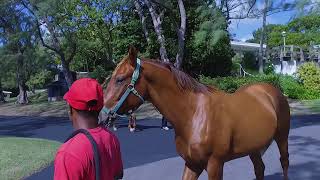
69, 105, 73, 115
128, 45, 138, 67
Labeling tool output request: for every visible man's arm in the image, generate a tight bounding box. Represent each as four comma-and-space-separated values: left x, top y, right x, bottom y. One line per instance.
114, 170, 123, 180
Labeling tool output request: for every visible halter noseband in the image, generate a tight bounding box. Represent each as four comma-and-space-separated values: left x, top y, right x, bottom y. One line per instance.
101, 58, 144, 116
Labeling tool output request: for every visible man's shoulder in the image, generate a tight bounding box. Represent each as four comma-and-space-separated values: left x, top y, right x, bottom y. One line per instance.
92, 127, 120, 143
58, 132, 97, 160
57, 127, 118, 154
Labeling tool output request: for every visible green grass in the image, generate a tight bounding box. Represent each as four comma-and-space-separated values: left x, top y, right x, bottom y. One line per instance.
303, 99, 320, 113
0, 137, 61, 180
0, 91, 68, 117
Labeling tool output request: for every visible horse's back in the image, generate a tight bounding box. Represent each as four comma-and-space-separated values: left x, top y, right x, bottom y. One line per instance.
235, 82, 289, 116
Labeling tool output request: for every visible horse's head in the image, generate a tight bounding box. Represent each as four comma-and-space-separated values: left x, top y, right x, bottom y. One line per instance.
103, 45, 148, 116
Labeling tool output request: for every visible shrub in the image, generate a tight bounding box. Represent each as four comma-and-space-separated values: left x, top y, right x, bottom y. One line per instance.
199, 74, 320, 100
199, 74, 281, 93
89, 65, 111, 84
26, 70, 54, 91
242, 52, 257, 70
264, 61, 275, 75
297, 62, 320, 92
279, 75, 306, 99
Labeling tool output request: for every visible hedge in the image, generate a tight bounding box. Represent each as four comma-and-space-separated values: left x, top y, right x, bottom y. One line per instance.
199, 74, 320, 100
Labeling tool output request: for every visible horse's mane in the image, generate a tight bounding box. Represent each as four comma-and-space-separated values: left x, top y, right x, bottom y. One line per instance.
147, 59, 217, 93
114, 57, 218, 93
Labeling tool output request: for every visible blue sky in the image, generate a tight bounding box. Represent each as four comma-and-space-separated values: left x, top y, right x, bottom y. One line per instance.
229, 6, 296, 42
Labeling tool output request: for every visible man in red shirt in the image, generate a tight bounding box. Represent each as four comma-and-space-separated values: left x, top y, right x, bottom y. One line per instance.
54, 78, 123, 180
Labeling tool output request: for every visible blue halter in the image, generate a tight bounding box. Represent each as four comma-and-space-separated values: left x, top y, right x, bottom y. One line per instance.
102, 58, 144, 116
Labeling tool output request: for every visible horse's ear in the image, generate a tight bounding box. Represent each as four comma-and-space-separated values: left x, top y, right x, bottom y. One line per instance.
128, 45, 138, 67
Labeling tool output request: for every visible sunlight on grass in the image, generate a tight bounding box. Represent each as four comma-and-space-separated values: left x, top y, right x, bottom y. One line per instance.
0, 137, 61, 180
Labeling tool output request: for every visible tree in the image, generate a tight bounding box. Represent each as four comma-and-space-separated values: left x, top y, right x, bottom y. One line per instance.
22, 0, 78, 88
249, 15, 320, 48
258, 0, 268, 74
0, 78, 5, 103
217, 0, 258, 21
144, 0, 170, 62
0, 0, 36, 104
134, 0, 151, 45
188, 1, 234, 77
134, 0, 186, 68
174, 0, 186, 69
295, 0, 320, 16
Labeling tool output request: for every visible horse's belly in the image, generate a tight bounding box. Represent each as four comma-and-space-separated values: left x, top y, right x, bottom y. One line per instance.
231, 114, 277, 156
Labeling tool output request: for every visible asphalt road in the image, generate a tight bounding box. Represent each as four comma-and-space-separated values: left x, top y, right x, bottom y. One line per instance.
0, 114, 319, 180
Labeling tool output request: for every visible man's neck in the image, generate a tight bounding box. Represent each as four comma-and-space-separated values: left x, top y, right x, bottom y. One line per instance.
75, 117, 99, 130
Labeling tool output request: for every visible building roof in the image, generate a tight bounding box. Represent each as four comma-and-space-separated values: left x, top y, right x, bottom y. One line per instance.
231, 41, 267, 52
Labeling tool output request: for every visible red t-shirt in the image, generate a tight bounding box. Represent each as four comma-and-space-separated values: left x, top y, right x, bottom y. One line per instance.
54, 126, 123, 180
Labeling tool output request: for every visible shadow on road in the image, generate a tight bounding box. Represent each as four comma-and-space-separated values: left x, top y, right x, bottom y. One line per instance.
263, 133, 320, 180
264, 161, 320, 180
0, 116, 70, 141
291, 114, 320, 129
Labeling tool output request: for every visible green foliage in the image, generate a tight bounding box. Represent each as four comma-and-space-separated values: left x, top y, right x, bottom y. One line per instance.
249, 15, 320, 48
199, 74, 281, 93
297, 62, 320, 92
279, 75, 320, 100
264, 61, 275, 75
242, 52, 257, 70
89, 66, 111, 84
26, 70, 54, 90
185, 2, 234, 77
199, 74, 320, 100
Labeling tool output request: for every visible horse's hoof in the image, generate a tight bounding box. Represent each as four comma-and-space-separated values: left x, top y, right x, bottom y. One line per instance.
130, 128, 135, 132
162, 126, 169, 131
113, 127, 118, 131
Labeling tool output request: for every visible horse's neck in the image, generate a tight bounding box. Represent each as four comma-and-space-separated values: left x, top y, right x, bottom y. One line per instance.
143, 62, 198, 131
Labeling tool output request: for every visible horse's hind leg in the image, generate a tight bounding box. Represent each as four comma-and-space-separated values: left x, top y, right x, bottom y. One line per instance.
275, 99, 290, 179
182, 164, 203, 180
206, 157, 223, 180
249, 153, 265, 180
274, 137, 289, 180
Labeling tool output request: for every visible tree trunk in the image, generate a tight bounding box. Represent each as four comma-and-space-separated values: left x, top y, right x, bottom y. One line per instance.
60, 54, 74, 88
175, 0, 187, 69
16, 54, 28, 104
134, 0, 151, 44
144, 0, 169, 62
258, 0, 268, 74
0, 80, 5, 103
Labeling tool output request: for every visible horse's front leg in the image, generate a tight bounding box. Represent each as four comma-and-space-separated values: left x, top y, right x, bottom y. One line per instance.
182, 163, 203, 180
207, 157, 224, 180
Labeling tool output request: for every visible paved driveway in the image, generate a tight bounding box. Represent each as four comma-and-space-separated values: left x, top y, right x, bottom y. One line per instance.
0, 114, 319, 180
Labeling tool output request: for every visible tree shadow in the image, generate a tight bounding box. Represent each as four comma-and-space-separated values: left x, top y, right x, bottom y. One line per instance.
0, 115, 71, 141
264, 161, 320, 180
263, 134, 320, 180
291, 114, 320, 129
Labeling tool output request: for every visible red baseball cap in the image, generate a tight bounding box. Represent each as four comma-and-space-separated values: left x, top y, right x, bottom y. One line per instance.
63, 78, 104, 111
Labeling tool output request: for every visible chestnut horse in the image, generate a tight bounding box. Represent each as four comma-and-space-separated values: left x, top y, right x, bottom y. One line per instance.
103, 46, 290, 180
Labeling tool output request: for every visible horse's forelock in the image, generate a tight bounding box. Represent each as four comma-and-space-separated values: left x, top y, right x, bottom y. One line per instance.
112, 58, 129, 76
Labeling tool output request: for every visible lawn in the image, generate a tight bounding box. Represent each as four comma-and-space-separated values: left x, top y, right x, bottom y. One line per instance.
303, 99, 320, 113
0, 91, 68, 117
0, 137, 61, 180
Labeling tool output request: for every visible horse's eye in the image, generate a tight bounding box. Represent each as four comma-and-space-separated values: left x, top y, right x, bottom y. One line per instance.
116, 77, 125, 84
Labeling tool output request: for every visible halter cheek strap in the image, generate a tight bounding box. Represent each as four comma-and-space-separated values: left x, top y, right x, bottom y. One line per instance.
102, 58, 144, 116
